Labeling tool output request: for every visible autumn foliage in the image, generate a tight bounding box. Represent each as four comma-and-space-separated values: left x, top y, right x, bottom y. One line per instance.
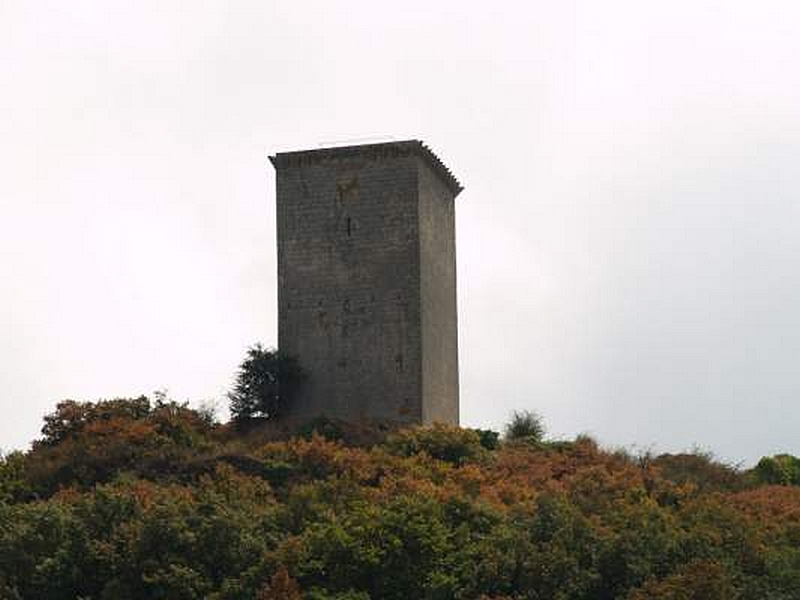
1, 397, 800, 599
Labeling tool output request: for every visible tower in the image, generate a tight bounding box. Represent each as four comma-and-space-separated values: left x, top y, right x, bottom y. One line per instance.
270, 140, 462, 425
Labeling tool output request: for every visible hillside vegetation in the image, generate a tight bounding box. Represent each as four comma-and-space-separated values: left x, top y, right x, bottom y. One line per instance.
1, 397, 799, 599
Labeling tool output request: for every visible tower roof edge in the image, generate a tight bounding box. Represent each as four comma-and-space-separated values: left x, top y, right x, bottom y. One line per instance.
270, 140, 463, 198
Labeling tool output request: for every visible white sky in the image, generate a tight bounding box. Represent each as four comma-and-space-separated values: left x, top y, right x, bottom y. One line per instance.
2, 1, 799, 464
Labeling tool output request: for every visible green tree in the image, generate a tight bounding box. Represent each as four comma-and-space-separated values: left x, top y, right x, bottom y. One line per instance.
228, 344, 304, 421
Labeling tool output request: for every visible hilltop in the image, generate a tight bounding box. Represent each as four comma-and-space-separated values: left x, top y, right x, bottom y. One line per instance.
1, 397, 799, 599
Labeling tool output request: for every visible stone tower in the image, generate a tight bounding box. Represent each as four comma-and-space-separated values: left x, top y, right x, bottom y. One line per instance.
269, 140, 462, 425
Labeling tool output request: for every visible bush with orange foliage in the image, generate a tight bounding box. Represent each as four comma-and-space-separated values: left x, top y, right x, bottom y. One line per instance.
3, 402, 800, 599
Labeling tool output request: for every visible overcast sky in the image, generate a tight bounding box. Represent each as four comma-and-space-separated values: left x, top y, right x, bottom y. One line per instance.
2, 1, 799, 465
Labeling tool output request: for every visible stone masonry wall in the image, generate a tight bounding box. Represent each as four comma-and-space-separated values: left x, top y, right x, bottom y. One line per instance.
272, 141, 460, 425
276, 151, 422, 423
418, 158, 460, 423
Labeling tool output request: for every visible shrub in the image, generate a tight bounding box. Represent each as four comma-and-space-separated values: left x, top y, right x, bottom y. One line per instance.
504, 410, 545, 443
0, 451, 30, 503
258, 567, 303, 600
627, 560, 735, 600
651, 452, 745, 492
298, 417, 345, 442
754, 454, 800, 486
385, 424, 486, 465
293, 495, 454, 600
474, 429, 500, 451
38, 397, 151, 447
24, 397, 218, 495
